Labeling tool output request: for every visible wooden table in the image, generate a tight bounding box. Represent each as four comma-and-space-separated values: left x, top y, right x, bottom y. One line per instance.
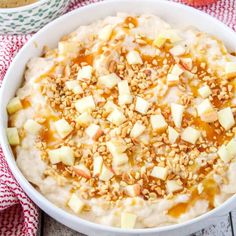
38, 209, 236, 235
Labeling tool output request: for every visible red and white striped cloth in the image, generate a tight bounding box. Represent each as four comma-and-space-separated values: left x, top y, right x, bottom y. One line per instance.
0, 0, 235, 235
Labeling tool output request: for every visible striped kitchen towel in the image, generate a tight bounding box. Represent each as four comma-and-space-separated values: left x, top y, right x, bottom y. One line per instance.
0, 0, 235, 235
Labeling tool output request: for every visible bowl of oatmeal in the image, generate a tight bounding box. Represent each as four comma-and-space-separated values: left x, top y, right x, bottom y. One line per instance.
1, 0, 236, 235
0, 0, 69, 34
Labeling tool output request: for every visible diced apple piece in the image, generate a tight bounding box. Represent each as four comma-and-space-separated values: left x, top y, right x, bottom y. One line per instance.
58, 41, 79, 57
135, 97, 149, 114
153, 36, 166, 48
65, 80, 83, 94
150, 114, 168, 133
68, 193, 85, 214
121, 212, 137, 229
171, 64, 184, 76
118, 80, 131, 95
118, 94, 133, 106
170, 45, 186, 56
77, 65, 93, 82
138, 133, 150, 145
125, 184, 141, 197
154, 30, 181, 47
99, 165, 114, 181
181, 127, 201, 144
130, 121, 146, 138
7, 97, 23, 114
103, 101, 119, 113
168, 126, 179, 144
166, 180, 183, 193
226, 138, 236, 158
107, 109, 126, 126
73, 164, 91, 179
225, 62, 236, 79
218, 107, 235, 131
24, 119, 42, 135
150, 166, 168, 180
48, 146, 74, 166
180, 57, 193, 71
171, 103, 184, 128
118, 80, 133, 106
75, 95, 95, 113
76, 112, 93, 127
197, 99, 214, 116
85, 124, 103, 140
112, 153, 129, 166
167, 73, 179, 86
48, 152, 61, 164
107, 139, 127, 156
126, 50, 143, 65
98, 73, 120, 89
47, 149, 59, 164
54, 119, 73, 138
6, 127, 20, 145
198, 85, 211, 98
98, 25, 113, 41
218, 138, 236, 164
93, 156, 103, 177
59, 146, 75, 166
200, 110, 218, 123
218, 145, 232, 163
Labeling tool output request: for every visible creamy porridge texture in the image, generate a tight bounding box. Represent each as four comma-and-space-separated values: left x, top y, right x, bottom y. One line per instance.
0, 0, 37, 8
6, 13, 236, 228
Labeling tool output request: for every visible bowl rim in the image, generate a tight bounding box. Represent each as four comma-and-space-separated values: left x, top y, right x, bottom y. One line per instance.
0, 0, 54, 12
0, 0, 236, 234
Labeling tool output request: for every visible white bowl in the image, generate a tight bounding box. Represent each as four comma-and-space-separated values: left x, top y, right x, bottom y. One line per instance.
0, 0, 236, 235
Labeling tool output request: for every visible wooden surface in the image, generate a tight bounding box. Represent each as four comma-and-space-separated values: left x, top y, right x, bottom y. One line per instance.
38, 209, 236, 236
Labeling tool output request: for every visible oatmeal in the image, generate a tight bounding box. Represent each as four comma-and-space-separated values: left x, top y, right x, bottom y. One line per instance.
0, 0, 37, 8
6, 13, 236, 228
